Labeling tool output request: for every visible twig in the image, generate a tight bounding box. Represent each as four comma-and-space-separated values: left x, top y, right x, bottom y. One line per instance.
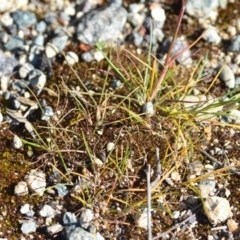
201, 148, 240, 175
151, 147, 162, 188
147, 164, 152, 240
152, 204, 202, 240
200, 149, 223, 166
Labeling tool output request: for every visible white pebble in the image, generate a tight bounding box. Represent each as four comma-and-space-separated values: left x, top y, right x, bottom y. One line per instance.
20, 203, 35, 217
204, 196, 232, 225
150, 4, 166, 27
14, 181, 29, 196
65, 51, 79, 65
24, 169, 46, 196
21, 221, 37, 234
135, 208, 148, 229
1, 75, 10, 92
79, 208, 94, 229
219, 64, 235, 89
94, 51, 105, 62
39, 204, 56, 218
13, 134, 23, 149
107, 142, 115, 152
142, 101, 155, 115
47, 223, 63, 235
45, 42, 59, 58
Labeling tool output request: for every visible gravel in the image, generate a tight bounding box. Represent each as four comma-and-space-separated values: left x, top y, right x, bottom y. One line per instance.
0, 0, 240, 239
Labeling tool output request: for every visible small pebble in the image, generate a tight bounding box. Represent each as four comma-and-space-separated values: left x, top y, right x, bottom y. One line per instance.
142, 101, 155, 115
14, 181, 28, 196
227, 219, 239, 233
107, 142, 115, 152
18, 62, 35, 79
21, 221, 37, 234
67, 227, 105, 240
54, 184, 69, 197
65, 51, 79, 65
45, 42, 60, 58
47, 223, 64, 235
39, 204, 56, 218
229, 35, 240, 52
135, 208, 148, 230
12, 134, 23, 149
79, 208, 94, 229
62, 212, 77, 225
24, 169, 46, 196
204, 196, 232, 225
219, 64, 235, 89
20, 203, 35, 217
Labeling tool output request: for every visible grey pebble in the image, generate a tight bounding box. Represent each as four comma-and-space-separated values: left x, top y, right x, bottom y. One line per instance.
77, 3, 127, 45
18, 62, 35, 79
36, 21, 47, 33
54, 184, 69, 197
219, 64, 235, 89
203, 27, 221, 44
29, 69, 47, 95
79, 208, 94, 229
51, 34, 69, 52
0, 51, 19, 77
185, 0, 224, 21
229, 35, 240, 52
63, 212, 78, 225
81, 52, 94, 62
12, 10, 37, 28
4, 36, 24, 51
67, 227, 105, 240
41, 106, 54, 121
32, 35, 44, 47
110, 79, 123, 90
142, 101, 155, 115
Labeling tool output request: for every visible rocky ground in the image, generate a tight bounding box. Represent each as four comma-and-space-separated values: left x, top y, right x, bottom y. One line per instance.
0, 0, 240, 239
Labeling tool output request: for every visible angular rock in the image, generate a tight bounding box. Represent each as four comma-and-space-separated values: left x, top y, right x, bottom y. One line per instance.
21, 221, 37, 234
12, 10, 37, 28
39, 204, 56, 218
204, 196, 232, 225
14, 181, 29, 196
29, 69, 47, 95
18, 62, 35, 79
77, 2, 127, 45
186, 0, 227, 21
47, 223, 64, 235
4, 36, 25, 51
20, 203, 35, 217
0, 50, 19, 77
24, 169, 46, 196
67, 227, 105, 240
79, 209, 94, 229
